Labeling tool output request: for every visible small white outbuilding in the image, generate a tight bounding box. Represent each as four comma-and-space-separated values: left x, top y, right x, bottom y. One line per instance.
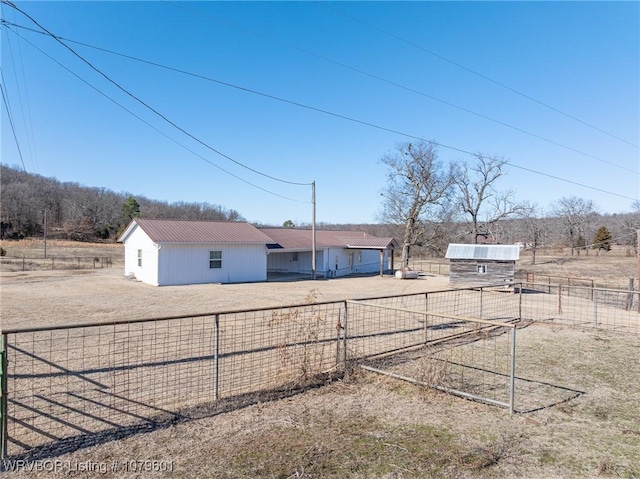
118, 218, 274, 286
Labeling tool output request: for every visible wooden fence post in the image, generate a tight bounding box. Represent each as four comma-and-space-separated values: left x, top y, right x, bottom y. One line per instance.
626, 278, 635, 311
557, 285, 562, 314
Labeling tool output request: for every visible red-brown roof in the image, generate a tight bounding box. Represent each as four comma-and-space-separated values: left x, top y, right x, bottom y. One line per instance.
119, 219, 274, 244
258, 228, 395, 250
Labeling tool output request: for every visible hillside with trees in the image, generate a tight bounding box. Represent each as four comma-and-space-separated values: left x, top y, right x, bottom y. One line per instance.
1, 162, 638, 257
0, 164, 243, 242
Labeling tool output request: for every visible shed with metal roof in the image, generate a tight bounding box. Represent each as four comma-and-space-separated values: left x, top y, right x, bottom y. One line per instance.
445, 243, 520, 287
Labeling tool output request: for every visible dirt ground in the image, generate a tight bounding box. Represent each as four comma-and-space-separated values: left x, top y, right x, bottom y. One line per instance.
0, 268, 451, 330
1, 240, 638, 478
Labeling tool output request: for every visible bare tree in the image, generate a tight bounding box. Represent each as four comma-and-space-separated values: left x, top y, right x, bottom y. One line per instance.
454, 154, 521, 243
618, 200, 640, 254
378, 141, 455, 268
517, 202, 547, 264
553, 196, 598, 255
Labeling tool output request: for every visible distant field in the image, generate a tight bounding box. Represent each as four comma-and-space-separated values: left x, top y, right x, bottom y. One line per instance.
1, 239, 638, 478
2, 239, 636, 286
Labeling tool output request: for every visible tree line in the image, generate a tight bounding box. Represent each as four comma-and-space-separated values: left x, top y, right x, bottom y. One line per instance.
0, 164, 243, 242
1, 155, 638, 264
376, 141, 639, 265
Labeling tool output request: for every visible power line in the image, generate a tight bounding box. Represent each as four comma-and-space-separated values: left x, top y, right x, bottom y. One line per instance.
163, 1, 638, 174
1, 2, 311, 189
24, 28, 634, 202
0, 70, 27, 171
2, 13, 637, 204
2, 25, 308, 204
319, 1, 640, 150
2, 10, 37, 172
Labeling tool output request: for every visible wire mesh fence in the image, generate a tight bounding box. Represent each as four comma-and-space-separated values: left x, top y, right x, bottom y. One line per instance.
1, 283, 638, 460
345, 288, 519, 412
0, 256, 113, 272
520, 283, 640, 335
1, 302, 345, 459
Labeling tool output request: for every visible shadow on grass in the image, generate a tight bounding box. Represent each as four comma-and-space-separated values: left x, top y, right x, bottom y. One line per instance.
2, 373, 342, 466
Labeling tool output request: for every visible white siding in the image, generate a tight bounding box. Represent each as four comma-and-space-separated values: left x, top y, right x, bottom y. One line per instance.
267, 250, 325, 276
353, 249, 388, 274
157, 243, 267, 286
123, 226, 159, 286
268, 249, 387, 277
266, 251, 298, 273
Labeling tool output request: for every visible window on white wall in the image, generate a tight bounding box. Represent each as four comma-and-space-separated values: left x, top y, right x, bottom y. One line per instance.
477, 264, 487, 274
291, 252, 298, 261
137, 249, 142, 267
209, 250, 222, 269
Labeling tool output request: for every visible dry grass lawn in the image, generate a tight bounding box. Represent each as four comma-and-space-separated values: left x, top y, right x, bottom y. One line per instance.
0, 240, 639, 478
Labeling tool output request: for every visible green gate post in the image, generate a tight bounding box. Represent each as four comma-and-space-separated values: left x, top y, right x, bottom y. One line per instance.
1, 333, 8, 459
214, 315, 220, 401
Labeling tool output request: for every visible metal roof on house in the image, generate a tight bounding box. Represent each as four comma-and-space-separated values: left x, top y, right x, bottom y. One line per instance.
118, 219, 274, 244
445, 243, 520, 261
340, 236, 396, 249
258, 228, 395, 250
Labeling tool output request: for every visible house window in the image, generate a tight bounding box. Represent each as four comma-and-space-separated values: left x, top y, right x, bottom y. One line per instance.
137, 249, 142, 267
477, 264, 487, 274
209, 250, 222, 269
291, 252, 298, 261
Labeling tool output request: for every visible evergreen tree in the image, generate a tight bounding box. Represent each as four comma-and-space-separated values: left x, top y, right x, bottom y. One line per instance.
593, 226, 612, 252
122, 196, 141, 222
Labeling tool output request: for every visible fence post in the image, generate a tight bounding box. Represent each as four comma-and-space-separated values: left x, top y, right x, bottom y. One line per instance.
342, 301, 349, 375
557, 285, 562, 314
518, 282, 522, 321
214, 314, 220, 401
479, 287, 483, 320
593, 290, 598, 326
625, 279, 634, 311
424, 293, 429, 344
1, 333, 8, 459
509, 326, 516, 414
336, 307, 343, 367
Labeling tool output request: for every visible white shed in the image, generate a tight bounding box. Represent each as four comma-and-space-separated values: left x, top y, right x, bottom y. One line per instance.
118, 219, 274, 286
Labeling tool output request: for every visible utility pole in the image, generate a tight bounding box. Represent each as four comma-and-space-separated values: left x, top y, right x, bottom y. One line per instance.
637, 229, 639, 313
311, 181, 316, 280
43, 209, 47, 258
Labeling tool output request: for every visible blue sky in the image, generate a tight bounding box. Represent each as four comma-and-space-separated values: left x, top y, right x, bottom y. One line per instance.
1, 1, 638, 226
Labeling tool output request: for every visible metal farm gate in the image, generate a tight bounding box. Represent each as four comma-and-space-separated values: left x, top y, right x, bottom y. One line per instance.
1, 283, 638, 460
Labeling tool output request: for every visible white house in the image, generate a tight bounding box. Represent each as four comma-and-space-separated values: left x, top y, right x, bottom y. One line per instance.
118, 219, 274, 286
259, 228, 396, 278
